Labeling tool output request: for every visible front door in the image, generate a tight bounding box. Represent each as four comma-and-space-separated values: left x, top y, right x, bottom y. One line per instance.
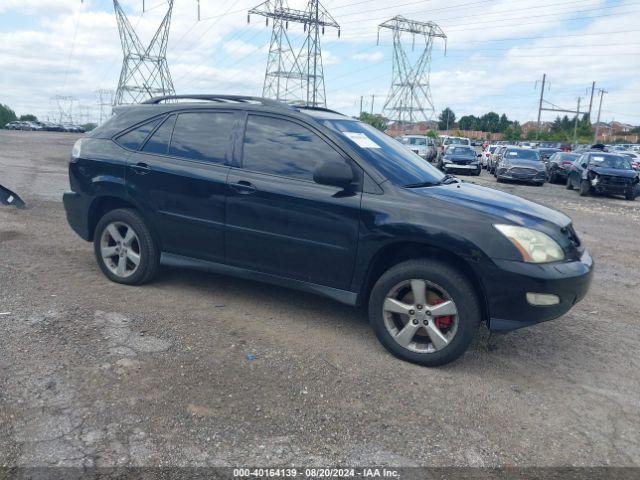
225, 113, 362, 290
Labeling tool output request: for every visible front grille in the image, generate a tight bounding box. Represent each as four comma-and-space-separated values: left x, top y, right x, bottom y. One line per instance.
600, 175, 630, 185
509, 167, 537, 177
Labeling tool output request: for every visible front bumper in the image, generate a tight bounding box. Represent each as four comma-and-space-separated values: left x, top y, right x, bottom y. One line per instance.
443, 163, 480, 171
63, 191, 92, 240
497, 168, 547, 183
479, 250, 594, 332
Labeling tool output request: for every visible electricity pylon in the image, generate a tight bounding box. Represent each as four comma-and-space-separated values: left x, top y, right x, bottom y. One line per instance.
249, 0, 339, 107
113, 0, 175, 105
378, 16, 446, 124
96, 89, 115, 124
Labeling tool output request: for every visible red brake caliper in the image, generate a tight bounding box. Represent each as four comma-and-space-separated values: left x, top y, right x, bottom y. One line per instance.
432, 297, 453, 330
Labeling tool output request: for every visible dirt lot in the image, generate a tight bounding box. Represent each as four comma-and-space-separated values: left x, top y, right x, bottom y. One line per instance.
1, 130, 639, 468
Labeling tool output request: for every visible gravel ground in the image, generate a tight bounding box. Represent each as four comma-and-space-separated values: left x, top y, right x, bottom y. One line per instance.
1, 130, 639, 468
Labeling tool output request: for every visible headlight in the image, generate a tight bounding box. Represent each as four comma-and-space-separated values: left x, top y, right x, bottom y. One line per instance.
71, 138, 83, 159
591, 175, 599, 186
494, 224, 564, 263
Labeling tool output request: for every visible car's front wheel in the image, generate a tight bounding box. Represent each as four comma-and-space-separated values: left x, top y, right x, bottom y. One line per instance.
369, 259, 481, 367
579, 180, 590, 196
93, 208, 160, 285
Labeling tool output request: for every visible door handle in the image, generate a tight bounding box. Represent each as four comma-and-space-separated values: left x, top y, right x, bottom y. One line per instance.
229, 180, 257, 194
131, 162, 151, 175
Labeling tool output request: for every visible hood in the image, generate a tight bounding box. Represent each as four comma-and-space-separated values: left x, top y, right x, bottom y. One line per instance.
412, 181, 570, 228
590, 166, 637, 179
503, 159, 546, 170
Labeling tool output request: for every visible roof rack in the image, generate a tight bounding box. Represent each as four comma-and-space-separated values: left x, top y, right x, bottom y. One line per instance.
142, 94, 292, 109
293, 105, 344, 116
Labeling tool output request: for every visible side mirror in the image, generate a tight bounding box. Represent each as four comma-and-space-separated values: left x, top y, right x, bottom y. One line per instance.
581, 162, 588, 169
313, 160, 354, 188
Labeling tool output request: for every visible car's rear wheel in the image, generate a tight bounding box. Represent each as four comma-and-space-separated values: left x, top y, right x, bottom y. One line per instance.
548, 172, 557, 183
579, 180, 590, 196
566, 177, 574, 190
625, 190, 636, 201
369, 259, 481, 367
93, 208, 160, 285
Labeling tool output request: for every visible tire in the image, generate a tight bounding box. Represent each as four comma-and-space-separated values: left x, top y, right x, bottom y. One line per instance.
535, 181, 544, 187
368, 259, 481, 367
579, 180, 590, 196
566, 177, 574, 190
93, 208, 160, 285
548, 172, 557, 184
625, 190, 636, 201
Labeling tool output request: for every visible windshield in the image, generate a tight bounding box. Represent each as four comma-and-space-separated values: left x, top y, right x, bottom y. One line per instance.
321, 119, 445, 186
404, 137, 427, 146
590, 154, 632, 170
446, 146, 475, 157
558, 153, 579, 162
443, 137, 469, 146
489, 146, 497, 153
504, 149, 540, 161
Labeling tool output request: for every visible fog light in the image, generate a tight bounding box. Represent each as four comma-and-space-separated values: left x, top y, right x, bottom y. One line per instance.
591, 177, 599, 186
526, 293, 560, 306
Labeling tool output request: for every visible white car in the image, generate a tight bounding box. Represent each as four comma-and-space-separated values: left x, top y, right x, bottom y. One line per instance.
398, 135, 433, 160
480, 145, 498, 169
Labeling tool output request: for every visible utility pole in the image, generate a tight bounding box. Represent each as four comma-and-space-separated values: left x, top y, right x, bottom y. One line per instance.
378, 16, 447, 124
573, 97, 581, 144
594, 89, 607, 143
370, 94, 375, 114
536, 73, 546, 137
249, 0, 339, 107
359, 96, 363, 115
113, 0, 175, 105
588, 81, 595, 119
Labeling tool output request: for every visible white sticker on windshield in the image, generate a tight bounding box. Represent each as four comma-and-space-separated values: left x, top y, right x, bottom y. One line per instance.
592, 156, 604, 161
342, 132, 381, 149
508, 151, 518, 156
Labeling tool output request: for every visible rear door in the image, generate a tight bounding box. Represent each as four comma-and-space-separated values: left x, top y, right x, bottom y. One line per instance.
125, 110, 241, 262
225, 113, 362, 290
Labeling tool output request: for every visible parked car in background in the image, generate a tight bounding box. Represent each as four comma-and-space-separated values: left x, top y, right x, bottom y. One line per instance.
4, 121, 22, 130
618, 151, 640, 171
480, 145, 497, 169
62, 94, 594, 367
25, 121, 44, 131
489, 145, 510, 174
547, 152, 580, 183
438, 145, 481, 175
495, 148, 547, 185
399, 135, 437, 162
42, 121, 65, 131
437, 136, 471, 162
566, 152, 638, 200
537, 147, 561, 167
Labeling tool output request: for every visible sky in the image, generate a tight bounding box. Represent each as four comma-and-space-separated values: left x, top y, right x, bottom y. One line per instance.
1, 0, 639, 126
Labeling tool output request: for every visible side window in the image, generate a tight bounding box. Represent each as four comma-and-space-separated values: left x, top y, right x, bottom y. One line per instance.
168, 112, 234, 164
142, 115, 176, 155
116, 117, 162, 151
242, 115, 347, 181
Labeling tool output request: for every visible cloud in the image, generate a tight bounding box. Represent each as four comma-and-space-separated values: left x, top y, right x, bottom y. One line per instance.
352, 51, 383, 62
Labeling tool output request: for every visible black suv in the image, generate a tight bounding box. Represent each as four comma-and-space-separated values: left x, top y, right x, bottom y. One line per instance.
566, 151, 638, 200
63, 95, 593, 366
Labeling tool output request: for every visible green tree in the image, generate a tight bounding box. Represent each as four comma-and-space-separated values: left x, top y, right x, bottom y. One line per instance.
19, 114, 38, 122
358, 112, 389, 131
458, 115, 478, 131
0, 103, 17, 126
498, 113, 509, 132
438, 107, 456, 130
479, 112, 500, 133
503, 121, 522, 141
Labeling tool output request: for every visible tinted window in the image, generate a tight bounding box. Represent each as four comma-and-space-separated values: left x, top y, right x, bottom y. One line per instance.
169, 112, 233, 164
242, 115, 346, 181
444, 137, 470, 146
142, 115, 176, 155
504, 149, 540, 160
406, 137, 427, 146
117, 117, 162, 150
447, 146, 475, 156
321, 118, 444, 186
589, 154, 631, 170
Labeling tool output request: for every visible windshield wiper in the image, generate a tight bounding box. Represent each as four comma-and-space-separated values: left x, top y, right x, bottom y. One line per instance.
439, 174, 460, 185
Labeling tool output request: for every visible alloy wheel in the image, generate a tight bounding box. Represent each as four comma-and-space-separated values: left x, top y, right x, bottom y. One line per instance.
99, 221, 141, 278
383, 279, 459, 353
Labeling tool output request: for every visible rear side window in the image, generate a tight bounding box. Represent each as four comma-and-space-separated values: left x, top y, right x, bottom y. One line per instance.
169, 112, 234, 164
142, 115, 176, 155
242, 115, 346, 181
116, 117, 162, 150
